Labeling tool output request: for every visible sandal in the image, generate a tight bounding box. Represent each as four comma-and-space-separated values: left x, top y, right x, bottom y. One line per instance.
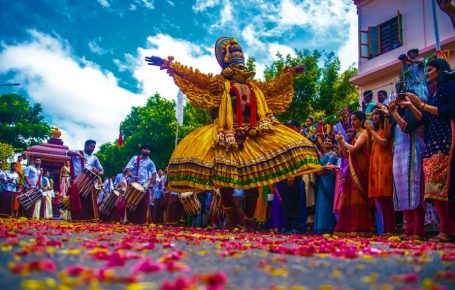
410, 234, 425, 241
399, 233, 411, 240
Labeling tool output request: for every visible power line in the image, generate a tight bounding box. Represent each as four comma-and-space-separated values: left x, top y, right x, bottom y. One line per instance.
0, 83, 20, 86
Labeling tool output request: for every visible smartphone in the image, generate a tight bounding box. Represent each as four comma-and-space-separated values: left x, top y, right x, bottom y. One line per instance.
397, 92, 406, 100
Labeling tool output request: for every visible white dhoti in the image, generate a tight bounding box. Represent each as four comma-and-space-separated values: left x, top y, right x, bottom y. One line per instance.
43, 191, 53, 219
32, 199, 42, 220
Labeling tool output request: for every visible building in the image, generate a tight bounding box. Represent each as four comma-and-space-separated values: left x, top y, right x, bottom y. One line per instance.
350, 0, 455, 99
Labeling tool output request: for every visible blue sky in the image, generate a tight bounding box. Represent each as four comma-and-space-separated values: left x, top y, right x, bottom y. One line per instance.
0, 0, 358, 149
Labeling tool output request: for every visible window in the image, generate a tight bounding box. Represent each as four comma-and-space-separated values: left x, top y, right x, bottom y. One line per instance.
359, 11, 402, 59
359, 31, 369, 58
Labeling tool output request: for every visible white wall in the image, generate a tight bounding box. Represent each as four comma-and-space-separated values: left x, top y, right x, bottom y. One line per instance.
357, 0, 455, 74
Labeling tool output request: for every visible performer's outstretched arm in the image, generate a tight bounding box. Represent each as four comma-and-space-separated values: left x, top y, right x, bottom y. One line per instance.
252, 65, 304, 113
145, 56, 225, 109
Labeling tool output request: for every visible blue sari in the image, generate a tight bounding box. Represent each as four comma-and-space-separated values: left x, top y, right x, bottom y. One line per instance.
314, 151, 338, 234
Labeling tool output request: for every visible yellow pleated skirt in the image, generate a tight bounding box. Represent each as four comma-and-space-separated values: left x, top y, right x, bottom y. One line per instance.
167, 123, 322, 192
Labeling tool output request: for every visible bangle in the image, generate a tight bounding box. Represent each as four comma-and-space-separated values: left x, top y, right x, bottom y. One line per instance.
422, 103, 427, 111
420, 102, 425, 109
384, 116, 390, 119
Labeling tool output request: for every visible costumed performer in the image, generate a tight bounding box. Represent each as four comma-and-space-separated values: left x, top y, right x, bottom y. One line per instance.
145, 36, 321, 228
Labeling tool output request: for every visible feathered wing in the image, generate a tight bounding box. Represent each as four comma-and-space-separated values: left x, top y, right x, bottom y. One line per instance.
167, 61, 225, 109
252, 68, 296, 113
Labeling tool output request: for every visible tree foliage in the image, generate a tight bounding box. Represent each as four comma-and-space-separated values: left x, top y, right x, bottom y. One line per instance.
0, 94, 51, 152
263, 50, 359, 123
0, 142, 15, 169
96, 93, 211, 177
246, 57, 256, 73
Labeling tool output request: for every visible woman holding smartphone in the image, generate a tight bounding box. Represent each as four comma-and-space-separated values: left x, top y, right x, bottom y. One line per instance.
408, 58, 455, 242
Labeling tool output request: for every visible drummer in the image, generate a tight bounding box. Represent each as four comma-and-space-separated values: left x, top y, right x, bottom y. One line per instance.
124, 144, 157, 224
66, 139, 104, 222
114, 167, 127, 192
22, 157, 42, 219
0, 162, 19, 217
151, 169, 165, 224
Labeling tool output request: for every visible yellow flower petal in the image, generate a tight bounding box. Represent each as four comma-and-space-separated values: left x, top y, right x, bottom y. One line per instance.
331, 269, 343, 278
21, 280, 46, 290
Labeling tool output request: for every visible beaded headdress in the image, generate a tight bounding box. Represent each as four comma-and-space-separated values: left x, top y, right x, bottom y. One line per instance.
215, 37, 245, 71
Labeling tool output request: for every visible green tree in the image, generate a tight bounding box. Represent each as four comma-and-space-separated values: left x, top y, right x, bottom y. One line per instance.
264, 50, 323, 122
263, 50, 358, 123
246, 56, 256, 74
97, 93, 211, 177
0, 142, 15, 169
316, 52, 340, 114
0, 94, 51, 151
333, 65, 360, 112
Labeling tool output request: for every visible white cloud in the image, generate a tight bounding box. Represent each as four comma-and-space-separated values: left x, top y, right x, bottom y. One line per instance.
337, 8, 358, 71
133, 34, 221, 101
113, 54, 137, 72
267, 43, 295, 58
0, 30, 145, 150
97, 0, 110, 8
209, 0, 234, 30
219, 0, 233, 25
137, 0, 155, 10
88, 40, 108, 55
192, 0, 220, 12
241, 24, 266, 50
278, 0, 351, 33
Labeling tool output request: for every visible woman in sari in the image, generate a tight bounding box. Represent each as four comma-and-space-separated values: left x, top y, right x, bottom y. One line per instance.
389, 96, 425, 240
333, 128, 354, 220
301, 117, 318, 145
334, 111, 374, 236
408, 58, 455, 242
365, 106, 395, 235
314, 136, 338, 234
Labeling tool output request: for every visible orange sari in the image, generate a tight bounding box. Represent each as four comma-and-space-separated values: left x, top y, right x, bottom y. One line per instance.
368, 129, 393, 198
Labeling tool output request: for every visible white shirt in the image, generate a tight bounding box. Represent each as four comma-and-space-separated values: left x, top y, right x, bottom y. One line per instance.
24, 165, 41, 189
126, 155, 156, 187
2, 170, 19, 192
114, 173, 126, 187
102, 179, 113, 194
70, 150, 103, 176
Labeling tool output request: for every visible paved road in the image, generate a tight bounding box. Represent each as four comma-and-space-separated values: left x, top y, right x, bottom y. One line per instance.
0, 218, 454, 289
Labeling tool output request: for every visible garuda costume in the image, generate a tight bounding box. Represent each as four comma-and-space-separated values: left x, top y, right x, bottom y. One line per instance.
146, 37, 321, 192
